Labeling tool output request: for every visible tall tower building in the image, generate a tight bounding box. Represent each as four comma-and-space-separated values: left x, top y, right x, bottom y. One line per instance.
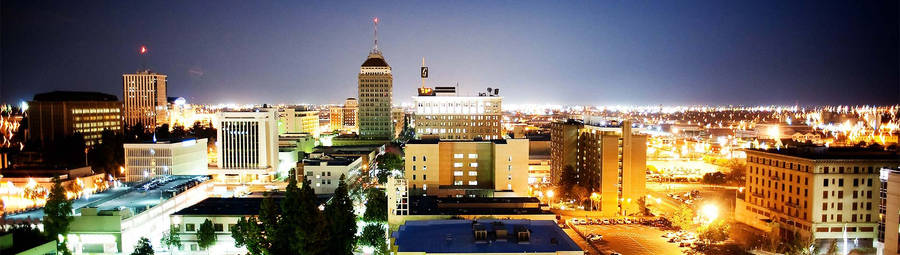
123, 70, 167, 129
358, 18, 393, 140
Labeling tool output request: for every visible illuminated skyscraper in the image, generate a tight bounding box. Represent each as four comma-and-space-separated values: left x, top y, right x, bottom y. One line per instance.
123, 70, 167, 129
358, 18, 393, 140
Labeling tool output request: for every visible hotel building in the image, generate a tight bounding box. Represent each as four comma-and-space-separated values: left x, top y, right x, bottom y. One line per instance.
413, 87, 502, 140
878, 168, 900, 254
549, 120, 647, 217
26, 91, 122, 147
404, 139, 529, 197
123, 70, 167, 129
357, 50, 393, 140
736, 148, 900, 250
123, 138, 208, 183
215, 110, 279, 183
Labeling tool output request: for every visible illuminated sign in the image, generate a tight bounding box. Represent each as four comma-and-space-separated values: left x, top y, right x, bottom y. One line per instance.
418, 87, 435, 96
421, 67, 428, 78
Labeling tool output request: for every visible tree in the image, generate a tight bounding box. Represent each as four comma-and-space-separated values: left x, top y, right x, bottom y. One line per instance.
671, 204, 694, 230
161, 225, 182, 252
363, 188, 388, 222
232, 216, 266, 255
325, 175, 358, 255
131, 237, 154, 255
88, 129, 125, 176
358, 224, 387, 255
197, 219, 217, 250
44, 177, 73, 255
171, 125, 187, 140
636, 197, 652, 216
155, 124, 171, 141
376, 153, 403, 183
698, 219, 730, 244
558, 165, 577, 197
279, 170, 328, 255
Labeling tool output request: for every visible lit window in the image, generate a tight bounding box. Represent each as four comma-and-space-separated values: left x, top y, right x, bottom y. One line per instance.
470, 162, 478, 167
469, 171, 477, 176
454, 171, 464, 176
468, 180, 478, 185
454, 154, 464, 159
468, 154, 478, 159
454, 162, 463, 168
454, 181, 464, 185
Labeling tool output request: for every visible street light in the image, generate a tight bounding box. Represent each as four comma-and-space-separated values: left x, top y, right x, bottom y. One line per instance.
547, 190, 555, 207
700, 204, 719, 224
590, 193, 600, 211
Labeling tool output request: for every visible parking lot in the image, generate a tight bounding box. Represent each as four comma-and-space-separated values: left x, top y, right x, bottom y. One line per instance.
574, 223, 685, 255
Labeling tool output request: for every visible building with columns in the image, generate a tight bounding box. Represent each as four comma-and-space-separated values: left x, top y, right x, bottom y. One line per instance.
214, 110, 279, 184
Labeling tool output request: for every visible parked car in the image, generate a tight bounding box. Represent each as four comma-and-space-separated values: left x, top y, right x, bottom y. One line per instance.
579, 219, 587, 225
587, 218, 595, 225
571, 218, 581, 225
588, 234, 603, 242
602, 219, 611, 225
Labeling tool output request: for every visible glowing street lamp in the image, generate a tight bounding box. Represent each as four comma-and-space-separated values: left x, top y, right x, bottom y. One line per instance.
590, 193, 600, 211
699, 204, 719, 224
546, 190, 555, 207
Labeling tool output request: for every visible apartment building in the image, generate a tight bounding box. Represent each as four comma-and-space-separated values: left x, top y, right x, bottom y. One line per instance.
404, 139, 529, 197
413, 86, 502, 140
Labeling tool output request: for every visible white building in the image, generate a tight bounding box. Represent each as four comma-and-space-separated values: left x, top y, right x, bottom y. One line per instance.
215, 110, 279, 184
123, 138, 208, 183
299, 156, 362, 194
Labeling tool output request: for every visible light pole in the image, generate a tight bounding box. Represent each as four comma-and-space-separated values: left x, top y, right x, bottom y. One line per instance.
590, 193, 599, 211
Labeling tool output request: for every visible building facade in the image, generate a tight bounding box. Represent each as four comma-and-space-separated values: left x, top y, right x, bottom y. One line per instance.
299, 156, 362, 194
26, 91, 122, 147
215, 110, 279, 183
123, 70, 167, 129
279, 108, 319, 136
123, 138, 208, 183
391, 219, 583, 255
878, 168, 900, 254
413, 87, 502, 140
358, 51, 393, 140
736, 148, 900, 250
329, 98, 358, 133
550, 120, 647, 217
404, 139, 529, 197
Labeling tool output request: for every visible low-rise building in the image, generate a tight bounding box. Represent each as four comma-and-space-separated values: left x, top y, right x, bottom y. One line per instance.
26, 91, 122, 147
123, 138, 208, 183
391, 219, 583, 255
299, 156, 362, 194
404, 139, 529, 197
736, 147, 900, 251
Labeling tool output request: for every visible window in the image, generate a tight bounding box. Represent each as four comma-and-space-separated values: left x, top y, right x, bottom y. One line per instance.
423, 174, 427, 180
853, 179, 859, 187
423, 156, 427, 161
838, 179, 844, 187
468, 180, 478, 185
412, 156, 416, 161
508, 156, 512, 162
454, 162, 463, 167
822, 191, 828, 199
214, 223, 224, 232
454, 171, 463, 176
469, 162, 478, 167
468, 154, 478, 159
823, 179, 828, 187
867, 178, 873, 187
468, 171, 478, 176
454, 180, 463, 185
412, 165, 416, 171
821, 215, 827, 222
454, 154, 464, 159
186, 224, 196, 232
412, 175, 416, 180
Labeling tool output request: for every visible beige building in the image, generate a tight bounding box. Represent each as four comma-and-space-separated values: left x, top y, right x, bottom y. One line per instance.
878, 168, 900, 254
123, 138, 208, 183
123, 70, 167, 129
329, 98, 358, 133
358, 50, 393, 140
404, 139, 529, 197
550, 120, 647, 217
413, 86, 502, 140
736, 148, 900, 250
26, 91, 122, 147
279, 108, 319, 136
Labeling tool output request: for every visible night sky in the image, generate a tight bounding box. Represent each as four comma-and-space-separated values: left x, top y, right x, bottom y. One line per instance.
2, 1, 897, 106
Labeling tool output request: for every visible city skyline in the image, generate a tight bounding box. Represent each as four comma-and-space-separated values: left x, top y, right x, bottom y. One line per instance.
2, 1, 898, 106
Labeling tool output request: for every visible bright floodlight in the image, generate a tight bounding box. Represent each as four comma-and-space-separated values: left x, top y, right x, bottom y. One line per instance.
700, 204, 719, 223
546, 190, 555, 198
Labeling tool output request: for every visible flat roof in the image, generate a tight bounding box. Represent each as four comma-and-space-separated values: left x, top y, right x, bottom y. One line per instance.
407, 139, 509, 145
302, 156, 359, 166
392, 219, 581, 253
745, 147, 900, 160
172, 197, 275, 216
409, 196, 551, 215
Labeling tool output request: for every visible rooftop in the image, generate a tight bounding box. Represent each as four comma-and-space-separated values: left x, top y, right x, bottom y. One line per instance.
302, 156, 360, 166
361, 52, 389, 67
173, 197, 277, 216
32, 91, 118, 102
745, 147, 900, 160
408, 196, 551, 215
407, 139, 510, 145
392, 219, 581, 253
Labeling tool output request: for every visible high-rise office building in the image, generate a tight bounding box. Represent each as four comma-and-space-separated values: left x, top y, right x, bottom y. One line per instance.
215, 110, 279, 183
123, 70, 167, 129
357, 20, 393, 140
27, 91, 122, 147
329, 98, 358, 133
877, 168, 900, 254
413, 86, 502, 140
550, 120, 647, 217
736, 148, 900, 250
404, 138, 529, 197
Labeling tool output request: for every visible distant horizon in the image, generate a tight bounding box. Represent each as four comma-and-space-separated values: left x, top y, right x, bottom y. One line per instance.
2, 1, 898, 106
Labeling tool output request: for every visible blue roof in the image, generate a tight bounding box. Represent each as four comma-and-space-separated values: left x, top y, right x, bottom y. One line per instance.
392, 219, 582, 253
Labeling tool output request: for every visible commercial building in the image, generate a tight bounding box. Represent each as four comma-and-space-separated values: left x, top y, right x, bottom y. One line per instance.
123, 70, 167, 129
529, 134, 551, 184
404, 139, 529, 197
390, 219, 583, 255
215, 110, 279, 183
357, 47, 393, 140
329, 98, 359, 133
26, 91, 122, 147
279, 108, 320, 136
735, 147, 900, 250
298, 156, 362, 194
413, 86, 502, 140
123, 138, 208, 183
878, 168, 900, 254
170, 197, 267, 255
550, 120, 647, 217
